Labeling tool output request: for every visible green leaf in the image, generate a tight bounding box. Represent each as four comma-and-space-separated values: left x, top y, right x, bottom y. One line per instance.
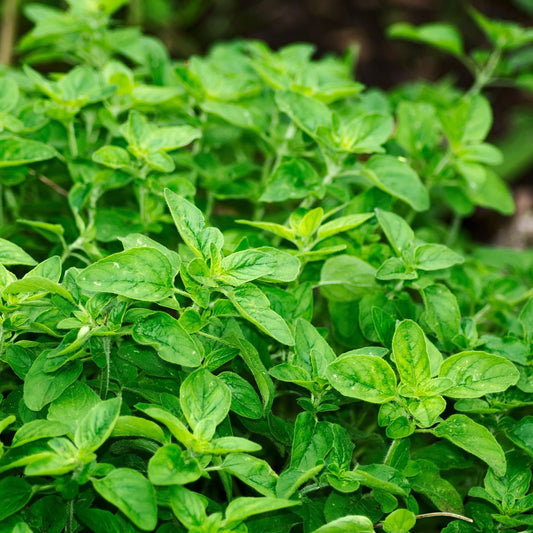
148, 444, 203, 485
132, 311, 202, 367
218, 371, 263, 419
92, 146, 131, 169
504, 416, 533, 457
275, 90, 332, 137
180, 368, 231, 431
119, 233, 181, 275
0, 137, 56, 167
222, 453, 278, 497
168, 485, 207, 529
257, 247, 300, 283
414, 244, 464, 271
388, 22, 464, 56
91, 469, 157, 531
217, 249, 276, 286
421, 284, 461, 350
237, 220, 296, 242
392, 320, 431, 389
24, 353, 83, 411
260, 157, 319, 202
364, 156, 429, 211
77, 248, 174, 302
74, 397, 121, 453
439, 351, 520, 398
327, 355, 397, 403
224, 497, 300, 527
111, 416, 166, 444
410, 459, 464, 513
145, 125, 201, 152
4, 277, 75, 304
137, 406, 194, 448
432, 414, 507, 476
164, 188, 223, 258
317, 213, 373, 242
375, 209, 414, 255
0, 238, 36, 266
312, 515, 375, 533
11, 419, 70, 448
383, 509, 416, 533
0, 477, 33, 521
320, 255, 376, 302
337, 113, 394, 153
228, 284, 295, 345
0, 78, 19, 113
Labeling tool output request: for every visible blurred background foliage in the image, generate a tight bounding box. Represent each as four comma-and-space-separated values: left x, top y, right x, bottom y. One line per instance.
2, 0, 533, 240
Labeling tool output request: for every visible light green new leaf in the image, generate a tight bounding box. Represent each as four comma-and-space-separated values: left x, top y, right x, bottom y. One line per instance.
317, 213, 374, 242
0, 138, 56, 167
180, 368, 231, 431
92, 146, 131, 169
257, 247, 300, 282
77, 248, 173, 302
364, 156, 429, 211
145, 125, 201, 152
92, 469, 157, 531
119, 233, 181, 275
439, 351, 520, 398
132, 311, 202, 367
148, 444, 203, 485
4, 277, 75, 304
432, 414, 507, 476
276, 90, 332, 137
168, 485, 207, 529
392, 320, 431, 388
224, 497, 300, 527
320, 255, 376, 302
111, 416, 166, 444
383, 509, 416, 533
327, 355, 397, 403
228, 284, 295, 345
375, 209, 414, 255
0, 238, 36, 266
0, 78, 19, 113
388, 22, 464, 56
11, 419, 70, 448
312, 515, 375, 533
414, 244, 464, 271
137, 406, 194, 448
216, 249, 276, 286
74, 397, 121, 453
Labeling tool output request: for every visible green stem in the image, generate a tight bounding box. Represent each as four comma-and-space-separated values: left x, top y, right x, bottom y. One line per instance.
66, 499, 75, 533
67, 121, 78, 159
99, 336, 111, 400
0, 184, 4, 227
465, 47, 502, 98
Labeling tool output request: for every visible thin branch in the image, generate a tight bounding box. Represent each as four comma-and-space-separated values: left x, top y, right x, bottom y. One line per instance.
0, 0, 19, 66
38, 175, 69, 197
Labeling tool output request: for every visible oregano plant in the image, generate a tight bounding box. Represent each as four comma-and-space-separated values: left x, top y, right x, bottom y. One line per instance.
0, 1, 532, 532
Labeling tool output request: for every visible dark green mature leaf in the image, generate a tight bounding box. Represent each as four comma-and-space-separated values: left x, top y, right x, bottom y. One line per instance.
92, 469, 157, 531
24, 353, 83, 411
219, 371, 263, 419
222, 453, 278, 497
0, 137, 56, 167
432, 415, 507, 476
168, 485, 207, 529
77, 248, 173, 301
0, 477, 33, 521
132, 311, 202, 367
503, 417, 533, 457
327, 354, 397, 403
439, 351, 520, 398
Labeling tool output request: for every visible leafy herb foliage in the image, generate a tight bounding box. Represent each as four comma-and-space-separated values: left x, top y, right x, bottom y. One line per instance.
0, 2, 532, 532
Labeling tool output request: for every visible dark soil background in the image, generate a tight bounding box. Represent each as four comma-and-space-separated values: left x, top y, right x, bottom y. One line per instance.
4, 0, 533, 243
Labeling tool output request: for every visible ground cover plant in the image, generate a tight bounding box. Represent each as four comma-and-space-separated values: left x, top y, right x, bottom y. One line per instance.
0, 1, 533, 532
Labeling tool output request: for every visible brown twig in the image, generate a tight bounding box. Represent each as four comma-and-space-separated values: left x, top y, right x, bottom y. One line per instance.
375, 512, 473, 528
0, 0, 19, 66
38, 175, 69, 197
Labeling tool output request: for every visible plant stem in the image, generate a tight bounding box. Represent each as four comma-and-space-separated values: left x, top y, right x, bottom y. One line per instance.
0, 0, 19, 65
67, 121, 78, 159
66, 499, 75, 533
99, 336, 111, 400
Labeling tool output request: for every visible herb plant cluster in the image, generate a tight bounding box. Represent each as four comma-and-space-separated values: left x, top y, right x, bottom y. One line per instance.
0, 2, 532, 532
